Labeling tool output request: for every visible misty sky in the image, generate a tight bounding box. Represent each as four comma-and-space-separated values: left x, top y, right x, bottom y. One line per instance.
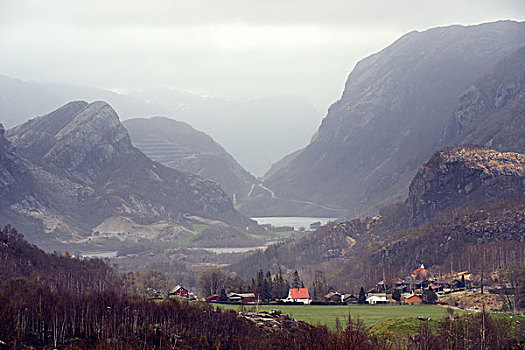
1, 0, 524, 109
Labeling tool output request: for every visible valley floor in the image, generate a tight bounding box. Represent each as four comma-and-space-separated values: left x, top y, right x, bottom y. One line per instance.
216, 304, 460, 329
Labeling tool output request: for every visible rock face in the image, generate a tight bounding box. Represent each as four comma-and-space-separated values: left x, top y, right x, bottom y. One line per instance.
3, 101, 245, 243
263, 21, 525, 216
123, 117, 256, 201
441, 46, 525, 153
407, 146, 525, 225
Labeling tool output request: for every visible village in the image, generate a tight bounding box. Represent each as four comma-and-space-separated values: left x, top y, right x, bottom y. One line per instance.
166, 264, 512, 312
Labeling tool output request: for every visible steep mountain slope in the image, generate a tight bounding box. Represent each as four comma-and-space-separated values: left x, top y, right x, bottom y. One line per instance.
123, 117, 256, 200
441, 46, 525, 152
263, 21, 525, 216
4, 101, 245, 243
0, 124, 51, 241
230, 146, 525, 287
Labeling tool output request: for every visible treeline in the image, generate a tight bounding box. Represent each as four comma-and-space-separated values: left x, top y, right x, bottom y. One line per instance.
198, 267, 296, 300
0, 279, 385, 349
0, 225, 116, 293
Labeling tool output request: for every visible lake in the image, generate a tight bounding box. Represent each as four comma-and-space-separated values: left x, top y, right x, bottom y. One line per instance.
191, 247, 267, 254
251, 216, 338, 230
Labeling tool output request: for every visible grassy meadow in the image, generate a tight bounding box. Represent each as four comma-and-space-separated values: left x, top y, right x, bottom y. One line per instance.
217, 304, 459, 330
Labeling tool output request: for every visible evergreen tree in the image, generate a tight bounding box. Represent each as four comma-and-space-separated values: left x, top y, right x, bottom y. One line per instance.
219, 288, 227, 302
423, 286, 437, 304
292, 270, 302, 288
392, 288, 401, 303
358, 287, 366, 304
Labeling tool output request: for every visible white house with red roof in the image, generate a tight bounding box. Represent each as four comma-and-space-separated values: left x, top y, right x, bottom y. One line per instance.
284, 288, 311, 304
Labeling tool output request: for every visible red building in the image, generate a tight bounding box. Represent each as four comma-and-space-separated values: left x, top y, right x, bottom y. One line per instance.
169, 285, 190, 298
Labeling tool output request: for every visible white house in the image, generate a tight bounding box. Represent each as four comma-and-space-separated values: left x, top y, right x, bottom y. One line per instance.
366, 293, 388, 305
283, 288, 311, 305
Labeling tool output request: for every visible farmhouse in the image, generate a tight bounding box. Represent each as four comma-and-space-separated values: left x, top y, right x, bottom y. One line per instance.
227, 292, 256, 303
343, 294, 359, 304
405, 294, 422, 305
206, 294, 220, 302
366, 293, 388, 305
324, 291, 343, 303
169, 285, 190, 298
284, 288, 311, 304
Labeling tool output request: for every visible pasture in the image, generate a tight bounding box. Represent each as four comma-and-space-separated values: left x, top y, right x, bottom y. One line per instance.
218, 304, 458, 330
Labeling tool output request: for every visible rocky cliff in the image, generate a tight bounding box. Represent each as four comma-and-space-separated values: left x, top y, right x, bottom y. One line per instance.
3, 102, 246, 243
441, 46, 525, 153
123, 117, 256, 201
407, 146, 525, 225
262, 20, 525, 216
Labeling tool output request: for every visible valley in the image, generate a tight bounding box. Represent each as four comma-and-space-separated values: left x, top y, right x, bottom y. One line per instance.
1, 16, 525, 350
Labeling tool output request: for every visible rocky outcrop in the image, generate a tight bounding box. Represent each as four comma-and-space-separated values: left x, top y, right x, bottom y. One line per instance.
123, 117, 256, 201
3, 102, 247, 243
407, 145, 525, 225
263, 21, 525, 216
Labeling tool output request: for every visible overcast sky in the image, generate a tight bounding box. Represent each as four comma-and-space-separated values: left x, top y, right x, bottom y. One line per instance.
1, 0, 524, 109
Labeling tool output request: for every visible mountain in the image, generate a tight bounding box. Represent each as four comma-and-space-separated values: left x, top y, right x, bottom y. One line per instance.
0, 124, 52, 240
123, 117, 256, 201
441, 46, 525, 152
261, 21, 525, 216
229, 145, 525, 289
132, 88, 323, 176
3, 101, 246, 244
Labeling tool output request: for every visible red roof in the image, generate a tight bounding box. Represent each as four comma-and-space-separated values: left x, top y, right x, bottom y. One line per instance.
412, 264, 429, 276
406, 295, 422, 304
290, 288, 310, 299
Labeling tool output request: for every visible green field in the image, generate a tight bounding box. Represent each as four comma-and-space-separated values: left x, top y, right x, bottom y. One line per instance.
218, 304, 459, 330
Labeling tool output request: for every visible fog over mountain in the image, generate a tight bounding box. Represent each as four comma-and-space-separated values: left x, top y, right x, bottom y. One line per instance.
0, 77, 321, 176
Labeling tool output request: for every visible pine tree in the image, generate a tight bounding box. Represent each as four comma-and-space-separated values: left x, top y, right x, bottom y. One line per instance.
292, 270, 302, 288
392, 288, 401, 303
358, 287, 366, 304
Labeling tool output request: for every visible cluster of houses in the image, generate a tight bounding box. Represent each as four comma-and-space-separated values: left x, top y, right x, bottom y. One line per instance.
168, 265, 472, 306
